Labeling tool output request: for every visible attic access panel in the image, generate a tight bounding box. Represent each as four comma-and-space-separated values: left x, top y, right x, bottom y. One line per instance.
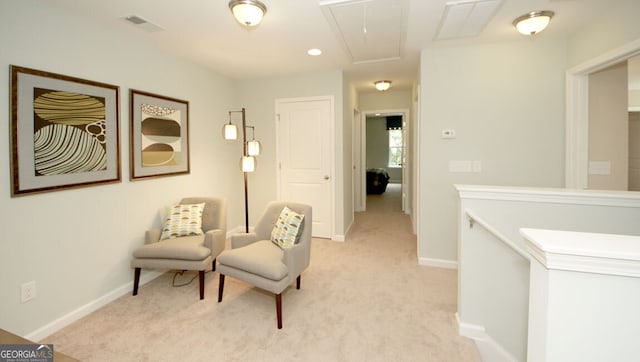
321, 0, 408, 64
435, 0, 501, 40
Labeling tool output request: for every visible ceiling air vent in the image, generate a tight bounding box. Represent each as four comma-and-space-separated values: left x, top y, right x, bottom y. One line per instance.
122, 15, 164, 32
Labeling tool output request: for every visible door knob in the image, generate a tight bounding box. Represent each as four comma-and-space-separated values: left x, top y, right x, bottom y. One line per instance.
324, 175, 330, 180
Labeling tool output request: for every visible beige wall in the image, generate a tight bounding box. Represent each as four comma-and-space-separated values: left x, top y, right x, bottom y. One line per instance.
630, 112, 640, 191
0, 1, 237, 336
419, 39, 567, 263
568, 0, 640, 68
359, 89, 412, 111
588, 62, 629, 190
630, 90, 640, 108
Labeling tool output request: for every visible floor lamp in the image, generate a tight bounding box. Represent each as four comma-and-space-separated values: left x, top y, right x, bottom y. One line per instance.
222, 108, 261, 233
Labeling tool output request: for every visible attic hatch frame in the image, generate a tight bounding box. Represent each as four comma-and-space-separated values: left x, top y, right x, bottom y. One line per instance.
319, 0, 409, 65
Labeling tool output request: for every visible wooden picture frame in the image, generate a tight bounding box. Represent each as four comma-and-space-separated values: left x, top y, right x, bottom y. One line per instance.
129, 89, 190, 180
9, 65, 121, 196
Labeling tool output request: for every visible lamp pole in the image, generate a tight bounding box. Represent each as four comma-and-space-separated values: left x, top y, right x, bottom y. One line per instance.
224, 107, 258, 234
241, 108, 249, 233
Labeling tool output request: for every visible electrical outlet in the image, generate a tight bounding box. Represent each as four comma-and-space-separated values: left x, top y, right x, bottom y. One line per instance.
21, 281, 37, 303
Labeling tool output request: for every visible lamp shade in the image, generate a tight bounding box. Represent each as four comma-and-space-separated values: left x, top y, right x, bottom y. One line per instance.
223, 123, 238, 140
374, 80, 391, 91
241, 156, 256, 172
229, 0, 267, 27
513, 11, 554, 36
247, 139, 261, 156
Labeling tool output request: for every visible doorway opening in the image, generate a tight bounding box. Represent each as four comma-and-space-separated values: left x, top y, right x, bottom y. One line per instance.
356, 109, 410, 213
566, 39, 640, 190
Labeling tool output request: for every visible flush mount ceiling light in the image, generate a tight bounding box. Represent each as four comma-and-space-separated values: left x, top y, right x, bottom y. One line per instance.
374, 80, 392, 91
229, 0, 267, 27
513, 10, 554, 36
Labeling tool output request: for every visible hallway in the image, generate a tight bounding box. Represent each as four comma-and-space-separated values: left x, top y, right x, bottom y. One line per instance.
366, 182, 403, 214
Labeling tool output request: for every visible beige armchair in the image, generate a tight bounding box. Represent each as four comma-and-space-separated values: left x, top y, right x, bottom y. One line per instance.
217, 201, 312, 329
131, 197, 227, 300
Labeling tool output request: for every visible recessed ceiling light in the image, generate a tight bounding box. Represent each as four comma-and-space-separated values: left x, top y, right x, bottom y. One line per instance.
307, 48, 322, 56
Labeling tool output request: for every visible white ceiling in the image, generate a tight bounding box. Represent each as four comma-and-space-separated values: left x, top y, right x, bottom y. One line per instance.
46, 0, 625, 92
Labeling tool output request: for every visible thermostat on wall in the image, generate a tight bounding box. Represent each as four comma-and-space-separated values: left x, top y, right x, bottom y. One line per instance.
441, 129, 456, 139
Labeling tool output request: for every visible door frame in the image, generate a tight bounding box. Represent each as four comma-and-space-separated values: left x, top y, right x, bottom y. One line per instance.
275, 95, 336, 239
357, 108, 410, 212
566, 38, 640, 189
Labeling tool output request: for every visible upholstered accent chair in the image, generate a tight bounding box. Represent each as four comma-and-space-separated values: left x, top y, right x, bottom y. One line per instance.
131, 197, 227, 300
217, 201, 312, 329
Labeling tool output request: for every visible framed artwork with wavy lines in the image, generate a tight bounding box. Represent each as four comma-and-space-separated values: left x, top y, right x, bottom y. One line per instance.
9, 65, 121, 196
129, 89, 190, 180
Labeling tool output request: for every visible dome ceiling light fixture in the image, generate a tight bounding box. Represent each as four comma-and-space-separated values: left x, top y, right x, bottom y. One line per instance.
374, 80, 392, 92
513, 10, 554, 36
229, 0, 267, 27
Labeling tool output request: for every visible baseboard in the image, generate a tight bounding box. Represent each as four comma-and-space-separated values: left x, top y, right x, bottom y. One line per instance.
25, 270, 164, 342
418, 257, 458, 269
341, 217, 354, 241
332, 234, 346, 242
456, 313, 518, 362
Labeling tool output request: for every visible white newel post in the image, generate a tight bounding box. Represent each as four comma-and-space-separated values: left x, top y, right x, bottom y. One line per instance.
521, 228, 640, 362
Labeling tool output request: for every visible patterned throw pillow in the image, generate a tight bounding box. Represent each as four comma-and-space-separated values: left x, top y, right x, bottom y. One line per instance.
160, 203, 205, 240
271, 206, 305, 249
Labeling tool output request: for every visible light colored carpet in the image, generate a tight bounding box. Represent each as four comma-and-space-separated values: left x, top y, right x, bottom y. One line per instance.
44, 184, 481, 361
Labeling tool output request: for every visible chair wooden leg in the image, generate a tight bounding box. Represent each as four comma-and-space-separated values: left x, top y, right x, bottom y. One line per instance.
218, 274, 225, 303
133, 268, 141, 296
296, 275, 301, 290
212, 258, 216, 272
276, 293, 282, 329
199, 270, 205, 300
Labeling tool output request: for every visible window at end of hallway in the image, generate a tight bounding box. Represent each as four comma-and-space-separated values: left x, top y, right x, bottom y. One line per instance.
388, 129, 403, 168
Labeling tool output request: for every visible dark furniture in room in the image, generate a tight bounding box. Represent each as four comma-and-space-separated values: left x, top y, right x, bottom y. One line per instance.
366, 168, 390, 194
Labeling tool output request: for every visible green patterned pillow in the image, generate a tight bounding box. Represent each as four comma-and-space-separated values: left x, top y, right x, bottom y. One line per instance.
271, 206, 305, 249
160, 203, 205, 240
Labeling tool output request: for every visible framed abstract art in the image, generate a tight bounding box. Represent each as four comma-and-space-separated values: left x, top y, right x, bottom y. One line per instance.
9, 65, 121, 196
129, 89, 190, 180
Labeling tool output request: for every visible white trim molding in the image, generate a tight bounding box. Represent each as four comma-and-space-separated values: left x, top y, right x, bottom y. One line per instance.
332, 234, 346, 242
418, 257, 458, 269
521, 228, 640, 278
455, 184, 640, 208
456, 313, 518, 362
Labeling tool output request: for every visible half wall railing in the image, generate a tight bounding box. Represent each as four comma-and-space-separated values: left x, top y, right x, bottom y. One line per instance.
465, 208, 529, 261
455, 184, 640, 362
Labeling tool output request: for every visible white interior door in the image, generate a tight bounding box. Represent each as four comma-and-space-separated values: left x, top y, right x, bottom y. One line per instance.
276, 97, 333, 238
